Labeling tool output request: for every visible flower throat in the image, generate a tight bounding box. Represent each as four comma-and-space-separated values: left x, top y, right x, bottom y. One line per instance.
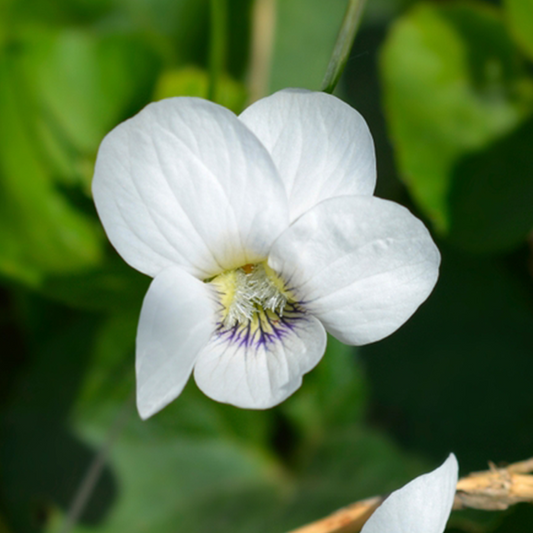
209, 262, 292, 327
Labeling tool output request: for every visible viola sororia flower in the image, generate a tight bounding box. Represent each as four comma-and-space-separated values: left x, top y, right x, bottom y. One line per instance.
92, 88, 441, 419
361, 454, 458, 533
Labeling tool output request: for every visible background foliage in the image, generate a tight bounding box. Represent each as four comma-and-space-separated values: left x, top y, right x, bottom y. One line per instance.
1, 0, 533, 531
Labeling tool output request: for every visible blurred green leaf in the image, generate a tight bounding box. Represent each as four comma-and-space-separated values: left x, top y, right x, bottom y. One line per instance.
5, 316, 422, 533
0, 54, 103, 286
504, 0, 533, 59
18, 25, 160, 158
270, 0, 348, 91
114, 0, 209, 65
6, 0, 115, 27
154, 66, 247, 113
0, 24, 160, 287
39, 255, 150, 312
380, 2, 533, 234
281, 338, 367, 438
45, 412, 426, 533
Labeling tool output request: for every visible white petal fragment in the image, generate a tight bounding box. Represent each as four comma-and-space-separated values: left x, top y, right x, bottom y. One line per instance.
193, 312, 327, 409
269, 196, 441, 345
239, 89, 376, 221
361, 454, 458, 533
136, 267, 216, 419
93, 97, 289, 279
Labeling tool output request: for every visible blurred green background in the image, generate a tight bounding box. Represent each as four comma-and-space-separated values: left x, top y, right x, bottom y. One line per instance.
1, 0, 533, 531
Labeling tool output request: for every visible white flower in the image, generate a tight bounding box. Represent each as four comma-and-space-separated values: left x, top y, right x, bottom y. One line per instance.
361, 454, 458, 533
92, 88, 440, 419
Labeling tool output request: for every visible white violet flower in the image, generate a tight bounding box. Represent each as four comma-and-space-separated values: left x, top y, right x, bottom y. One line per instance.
361, 454, 458, 533
92, 88, 441, 419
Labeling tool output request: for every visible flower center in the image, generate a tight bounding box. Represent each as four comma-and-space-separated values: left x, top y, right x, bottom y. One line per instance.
209, 262, 293, 327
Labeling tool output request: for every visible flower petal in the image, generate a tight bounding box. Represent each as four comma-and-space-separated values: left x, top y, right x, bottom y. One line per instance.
239, 89, 376, 220
268, 196, 440, 345
136, 266, 216, 419
361, 454, 458, 533
93, 97, 289, 280
193, 309, 327, 409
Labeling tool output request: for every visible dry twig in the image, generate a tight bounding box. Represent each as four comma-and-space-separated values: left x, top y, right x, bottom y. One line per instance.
289, 457, 533, 533
454, 458, 533, 511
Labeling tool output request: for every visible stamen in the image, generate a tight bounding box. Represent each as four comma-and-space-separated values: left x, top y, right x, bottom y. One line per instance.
209, 263, 292, 327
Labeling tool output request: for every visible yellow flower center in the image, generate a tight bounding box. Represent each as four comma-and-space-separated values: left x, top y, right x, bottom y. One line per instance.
209, 262, 294, 328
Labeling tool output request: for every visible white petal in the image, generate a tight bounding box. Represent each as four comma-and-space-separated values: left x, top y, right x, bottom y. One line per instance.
268, 196, 440, 345
136, 266, 216, 419
93, 97, 289, 280
361, 454, 458, 533
239, 89, 376, 221
193, 310, 327, 409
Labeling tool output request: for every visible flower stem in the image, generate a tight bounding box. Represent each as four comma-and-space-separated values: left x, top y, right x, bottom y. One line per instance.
247, 0, 277, 104
60, 393, 134, 533
208, 0, 228, 103
320, 0, 367, 94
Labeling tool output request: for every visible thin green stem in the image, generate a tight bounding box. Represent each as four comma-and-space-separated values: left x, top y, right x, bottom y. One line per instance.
208, 0, 228, 103
321, 0, 368, 94
60, 393, 134, 533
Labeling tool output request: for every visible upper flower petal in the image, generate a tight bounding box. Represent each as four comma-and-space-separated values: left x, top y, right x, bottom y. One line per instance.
239, 89, 376, 221
136, 266, 216, 419
361, 454, 458, 533
93, 97, 289, 280
193, 309, 327, 409
268, 196, 440, 345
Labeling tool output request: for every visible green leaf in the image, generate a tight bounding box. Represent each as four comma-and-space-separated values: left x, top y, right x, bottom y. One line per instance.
153, 66, 247, 113
380, 2, 533, 233
114, 0, 209, 65
270, 0, 348, 92
5, 0, 116, 27
18, 25, 160, 156
0, 54, 103, 286
39, 256, 150, 312
281, 337, 367, 437
504, 0, 533, 59
30, 318, 422, 533
0, 25, 160, 287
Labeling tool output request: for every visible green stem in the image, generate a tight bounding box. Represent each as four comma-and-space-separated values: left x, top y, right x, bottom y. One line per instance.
321, 0, 367, 94
208, 0, 228, 103
60, 393, 134, 533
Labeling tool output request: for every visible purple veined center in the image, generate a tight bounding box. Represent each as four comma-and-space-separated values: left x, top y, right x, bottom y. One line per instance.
207, 262, 304, 349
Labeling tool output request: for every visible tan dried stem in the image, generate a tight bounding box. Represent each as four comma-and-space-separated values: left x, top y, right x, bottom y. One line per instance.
454, 459, 533, 511
289, 457, 533, 533
247, 0, 276, 104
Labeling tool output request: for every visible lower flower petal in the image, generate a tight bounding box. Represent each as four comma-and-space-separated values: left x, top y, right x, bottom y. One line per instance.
136, 266, 216, 419
361, 454, 458, 533
268, 196, 441, 345
193, 308, 327, 409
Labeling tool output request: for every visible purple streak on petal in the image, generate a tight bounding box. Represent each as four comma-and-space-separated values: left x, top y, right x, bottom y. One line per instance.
214, 303, 306, 352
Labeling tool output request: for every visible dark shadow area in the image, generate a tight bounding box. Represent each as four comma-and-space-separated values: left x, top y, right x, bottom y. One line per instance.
448, 116, 533, 253
361, 243, 533, 472
0, 302, 118, 532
